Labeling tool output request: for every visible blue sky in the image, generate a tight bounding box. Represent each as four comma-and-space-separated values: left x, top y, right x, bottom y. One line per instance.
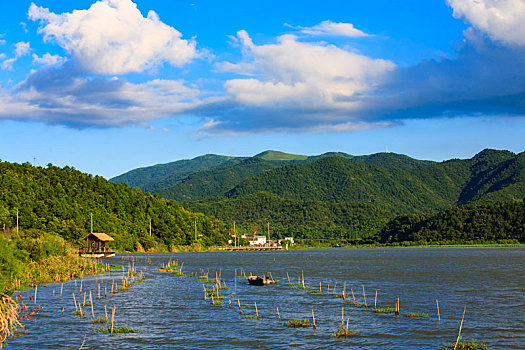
0, 0, 524, 178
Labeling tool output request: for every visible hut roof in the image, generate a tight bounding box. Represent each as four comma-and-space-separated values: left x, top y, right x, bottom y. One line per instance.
84, 232, 114, 241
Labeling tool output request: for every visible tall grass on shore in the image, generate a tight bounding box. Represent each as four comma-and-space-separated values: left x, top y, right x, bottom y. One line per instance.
0, 294, 22, 348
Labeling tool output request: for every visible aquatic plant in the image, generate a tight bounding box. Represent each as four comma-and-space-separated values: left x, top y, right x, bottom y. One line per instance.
286, 318, 310, 328
333, 324, 359, 337
374, 307, 395, 314
405, 312, 429, 318
95, 325, 142, 334
441, 339, 487, 349
212, 300, 223, 306
91, 317, 108, 324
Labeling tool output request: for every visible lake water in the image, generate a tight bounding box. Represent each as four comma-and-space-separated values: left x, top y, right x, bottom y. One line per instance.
6, 248, 525, 349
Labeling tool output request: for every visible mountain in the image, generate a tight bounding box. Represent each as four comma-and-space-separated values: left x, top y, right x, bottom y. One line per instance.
111, 151, 433, 202
111, 154, 246, 192
0, 161, 230, 251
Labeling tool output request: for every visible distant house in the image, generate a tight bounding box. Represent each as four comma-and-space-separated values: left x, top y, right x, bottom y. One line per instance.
246, 235, 267, 246
79, 232, 115, 258
278, 237, 295, 246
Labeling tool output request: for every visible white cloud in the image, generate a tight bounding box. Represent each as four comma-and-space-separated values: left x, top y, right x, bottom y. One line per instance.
28, 0, 198, 75
32, 53, 67, 66
447, 0, 525, 46
296, 20, 369, 37
218, 31, 394, 110
0, 65, 205, 127
1, 42, 31, 70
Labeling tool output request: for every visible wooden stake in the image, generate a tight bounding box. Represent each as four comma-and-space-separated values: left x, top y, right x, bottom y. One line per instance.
436, 299, 440, 322
287, 272, 290, 284
277, 306, 281, 321
346, 317, 350, 333
343, 282, 346, 299
90, 291, 94, 320
362, 285, 367, 307
111, 306, 115, 336
255, 302, 259, 319
319, 281, 322, 293
34, 285, 37, 305
60, 283, 63, 298
234, 269, 237, 295
341, 306, 344, 327
237, 299, 242, 314
73, 292, 78, 311
301, 270, 305, 289
375, 290, 377, 310
351, 288, 356, 303
98, 284, 101, 299
104, 305, 108, 322
453, 307, 466, 350
312, 309, 316, 329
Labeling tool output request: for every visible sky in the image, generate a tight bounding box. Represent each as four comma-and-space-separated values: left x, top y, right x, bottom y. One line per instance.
0, 0, 524, 178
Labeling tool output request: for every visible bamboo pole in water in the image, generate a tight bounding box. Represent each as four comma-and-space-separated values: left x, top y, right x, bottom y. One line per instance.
301, 271, 305, 289
89, 291, 94, 320
237, 299, 242, 314
341, 306, 344, 327
277, 307, 281, 321
287, 272, 290, 284
312, 309, 316, 329
351, 288, 356, 303
73, 292, 78, 311
60, 283, 63, 299
110, 306, 115, 336
104, 305, 108, 323
362, 285, 367, 307
234, 269, 237, 295
375, 290, 377, 310
34, 285, 37, 305
453, 307, 466, 350
255, 302, 259, 319
436, 299, 440, 322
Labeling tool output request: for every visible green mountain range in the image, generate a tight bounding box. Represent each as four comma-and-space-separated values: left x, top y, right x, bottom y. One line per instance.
112, 149, 525, 243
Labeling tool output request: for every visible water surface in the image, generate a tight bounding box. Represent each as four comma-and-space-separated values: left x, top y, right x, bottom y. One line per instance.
7, 248, 525, 349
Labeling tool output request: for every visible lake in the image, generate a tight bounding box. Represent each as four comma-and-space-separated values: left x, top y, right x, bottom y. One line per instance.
6, 247, 524, 349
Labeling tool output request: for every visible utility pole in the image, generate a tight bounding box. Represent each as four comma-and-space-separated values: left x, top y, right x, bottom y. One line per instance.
267, 222, 270, 247
194, 218, 197, 241
149, 217, 152, 237
90, 213, 93, 233
234, 221, 236, 248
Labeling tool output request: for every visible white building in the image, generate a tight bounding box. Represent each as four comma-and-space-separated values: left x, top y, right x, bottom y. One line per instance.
246, 235, 267, 246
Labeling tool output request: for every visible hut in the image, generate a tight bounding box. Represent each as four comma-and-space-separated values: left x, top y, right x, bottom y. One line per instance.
79, 232, 115, 258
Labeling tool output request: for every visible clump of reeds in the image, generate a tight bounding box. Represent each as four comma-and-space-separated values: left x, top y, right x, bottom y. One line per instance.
333, 323, 359, 338
373, 307, 395, 314
441, 339, 487, 349
91, 317, 108, 324
405, 312, 429, 318
286, 318, 310, 328
95, 325, 142, 334
212, 300, 223, 306
0, 294, 22, 347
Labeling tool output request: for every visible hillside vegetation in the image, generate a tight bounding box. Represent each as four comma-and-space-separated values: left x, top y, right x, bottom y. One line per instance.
0, 161, 230, 252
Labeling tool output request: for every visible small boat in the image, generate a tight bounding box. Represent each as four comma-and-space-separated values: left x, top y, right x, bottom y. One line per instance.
248, 276, 273, 286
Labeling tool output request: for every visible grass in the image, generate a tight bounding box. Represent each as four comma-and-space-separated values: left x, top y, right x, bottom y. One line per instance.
374, 307, 395, 314
94, 325, 142, 334
286, 318, 310, 328
1, 294, 22, 347
405, 312, 429, 318
441, 339, 488, 349
212, 300, 224, 306
172, 271, 191, 277
333, 324, 359, 338
91, 318, 108, 324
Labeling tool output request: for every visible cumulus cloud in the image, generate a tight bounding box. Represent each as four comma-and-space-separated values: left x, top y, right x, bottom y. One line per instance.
28, 0, 198, 75
295, 20, 369, 37
0, 63, 204, 127
208, 31, 395, 132
32, 53, 68, 66
447, 0, 525, 46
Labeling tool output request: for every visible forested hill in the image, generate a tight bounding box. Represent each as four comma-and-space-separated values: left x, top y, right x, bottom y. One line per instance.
379, 201, 525, 244
0, 161, 230, 251
227, 149, 525, 213
111, 151, 432, 202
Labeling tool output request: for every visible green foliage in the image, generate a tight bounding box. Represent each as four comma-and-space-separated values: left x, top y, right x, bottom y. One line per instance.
379, 201, 525, 244
286, 318, 310, 327
0, 161, 230, 251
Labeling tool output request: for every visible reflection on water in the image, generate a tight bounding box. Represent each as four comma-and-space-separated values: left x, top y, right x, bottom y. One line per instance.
7, 248, 525, 349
